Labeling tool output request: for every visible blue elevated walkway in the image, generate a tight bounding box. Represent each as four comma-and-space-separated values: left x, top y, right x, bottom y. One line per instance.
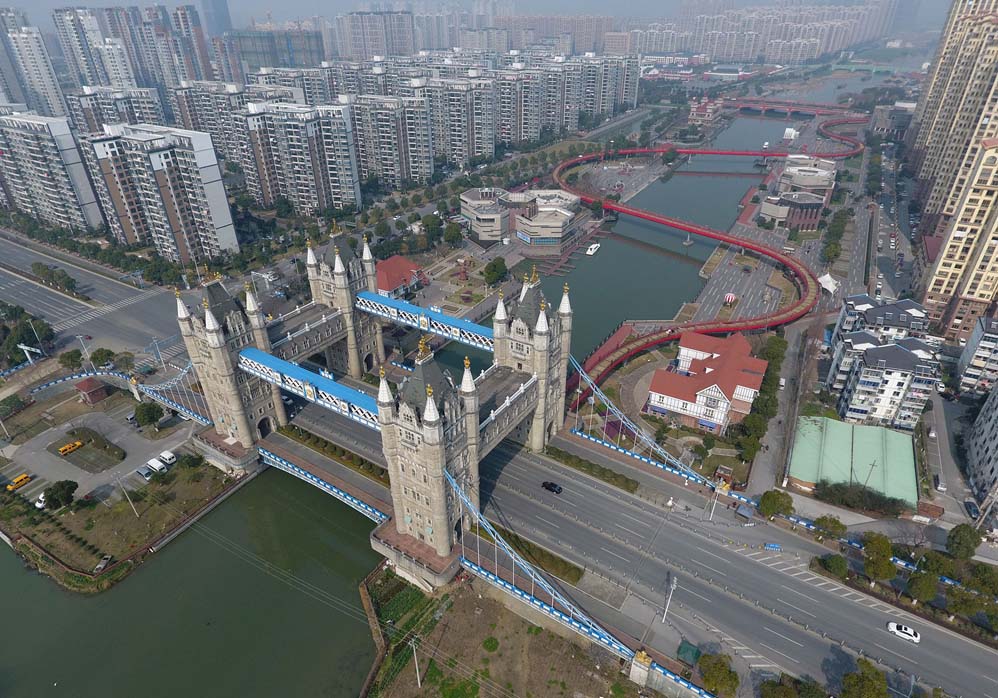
237, 347, 380, 430
355, 291, 494, 351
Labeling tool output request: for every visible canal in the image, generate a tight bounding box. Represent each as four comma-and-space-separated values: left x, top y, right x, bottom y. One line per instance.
0, 469, 381, 697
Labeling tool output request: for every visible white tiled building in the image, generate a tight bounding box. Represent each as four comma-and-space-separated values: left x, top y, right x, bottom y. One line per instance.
957, 316, 998, 395
968, 386, 998, 501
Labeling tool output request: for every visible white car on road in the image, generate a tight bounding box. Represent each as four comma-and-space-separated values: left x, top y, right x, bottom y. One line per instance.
887, 622, 921, 644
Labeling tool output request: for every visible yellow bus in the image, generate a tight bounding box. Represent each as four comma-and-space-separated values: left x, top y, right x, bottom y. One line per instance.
58, 440, 83, 456
6, 473, 30, 491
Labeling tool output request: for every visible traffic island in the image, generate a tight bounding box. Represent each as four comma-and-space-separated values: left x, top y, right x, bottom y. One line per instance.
45, 427, 125, 473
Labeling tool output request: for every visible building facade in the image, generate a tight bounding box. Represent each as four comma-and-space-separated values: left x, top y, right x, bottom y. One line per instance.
957, 316, 998, 395
0, 112, 102, 230
84, 122, 237, 263
67, 85, 164, 135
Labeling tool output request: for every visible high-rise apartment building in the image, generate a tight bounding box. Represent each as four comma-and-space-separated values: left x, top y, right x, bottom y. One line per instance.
6, 27, 67, 117
237, 101, 362, 215
0, 8, 27, 104
345, 94, 432, 191
396, 76, 495, 167
52, 7, 108, 88
171, 5, 214, 82
83, 122, 237, 263
94, 38, 137, 87
67, 85, 164, 134
199, 0, 231, 37
170, 80, 304, 161
216, 29, 324, 71
336, 12, 415, 60
909, 3, 998, 340
0, 112, 102, 230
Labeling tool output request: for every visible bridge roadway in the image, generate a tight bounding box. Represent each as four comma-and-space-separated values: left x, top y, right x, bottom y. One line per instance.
553, 116, 868, 402
285, 408, 997, 696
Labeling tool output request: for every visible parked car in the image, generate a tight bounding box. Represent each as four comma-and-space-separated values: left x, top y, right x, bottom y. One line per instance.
159, 451, 177, 466
928, 428, 937, 439
541, 481, 563, 494
93, 554, 112, 574
136, 466, 153, 482
965, 500, 981, 519
34, 492, 45, 509
886, 622, 921, 644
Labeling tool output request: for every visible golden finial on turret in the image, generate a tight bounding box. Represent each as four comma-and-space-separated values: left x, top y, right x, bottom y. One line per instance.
379, 365, 385, 378
426, 384, 433, 398
363, 234, 368, 243
266, 313, 273, 322
334, 245, 340, 256
498, 288, 504, 299
243, 281, 252, 293
530, 264, 538, 284
306, 239, 312, 248
464, 356, 471, 369
202, 298, 209, 309
563, 282, 570, 295
523, 271, 529, 284
540, 299, 546, 312
418, 335, 430, 358
175, 289, 181, 298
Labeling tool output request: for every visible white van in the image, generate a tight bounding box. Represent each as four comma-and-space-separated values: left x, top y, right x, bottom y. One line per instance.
159, 451, 177, 466
146, 457, 168, 474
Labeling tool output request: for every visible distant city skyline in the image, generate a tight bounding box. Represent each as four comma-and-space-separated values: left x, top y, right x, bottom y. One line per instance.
8, 0, 949, 34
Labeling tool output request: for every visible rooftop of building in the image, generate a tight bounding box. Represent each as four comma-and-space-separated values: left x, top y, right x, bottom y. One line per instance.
861, 343, 937, 373
788, 416, 918, 508
650, 332, 766, 403
376, 255, 425, 293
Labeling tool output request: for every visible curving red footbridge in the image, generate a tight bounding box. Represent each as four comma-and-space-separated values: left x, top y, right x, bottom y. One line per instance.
555, 115, 869, 406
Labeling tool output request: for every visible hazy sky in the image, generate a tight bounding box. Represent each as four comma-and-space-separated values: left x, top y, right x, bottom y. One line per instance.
18, 0, 951, 33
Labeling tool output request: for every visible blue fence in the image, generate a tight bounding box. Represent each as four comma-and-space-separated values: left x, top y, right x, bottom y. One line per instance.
259, 447, 388, 523
0, 360, 31, 380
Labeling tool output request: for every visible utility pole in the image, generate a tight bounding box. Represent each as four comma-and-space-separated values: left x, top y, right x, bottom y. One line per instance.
661, 572, 678, 623
76, 334, 95, 371
411, 636, 422, 688
117, 477, 140, 518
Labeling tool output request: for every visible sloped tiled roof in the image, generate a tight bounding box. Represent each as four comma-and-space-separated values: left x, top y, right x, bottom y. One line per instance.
651, 332, 766, 403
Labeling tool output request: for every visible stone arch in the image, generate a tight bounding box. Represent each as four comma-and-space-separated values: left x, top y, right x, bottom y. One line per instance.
364, 352, 374, 373
257, 416, 273, 438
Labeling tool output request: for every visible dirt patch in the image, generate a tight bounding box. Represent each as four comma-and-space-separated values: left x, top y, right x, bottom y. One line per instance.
5, 390, 130, 444
766, 269, 798, 309
381, 581, 641, 698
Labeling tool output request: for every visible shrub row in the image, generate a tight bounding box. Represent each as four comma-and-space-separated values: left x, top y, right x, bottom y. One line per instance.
544, 445, 639, 493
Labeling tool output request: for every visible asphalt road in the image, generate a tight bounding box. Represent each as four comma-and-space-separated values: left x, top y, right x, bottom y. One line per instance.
288, 406, 998, 696
0, 267, 89, 327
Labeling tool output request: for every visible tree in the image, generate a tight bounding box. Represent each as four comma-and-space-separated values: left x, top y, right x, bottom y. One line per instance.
134, 402, 164, 427
741, 412, 768, 438
444, 222, 463, 247
115, 352, 134, 372
89, 347, 115, 366
946, 523, 982, 560
823, 553, 849, 579
920, 550, 955, 578
274, 197, 294, 218
862, 532, 893, 559
483, 257, 508, 285
590, 200, 604, 217
863, 554, 897, 586
697, 654, 739, 697
43, 479, 78, 509
758, 489, 793, 518
840, 658, 888, 698
59, 349, 83, 370
760, 681, 797, 698
797, 679, 826, 698
947, 587, 983, 621
814, 515, 847, 539
906, 572, 938, 605
374, 220, 390, 238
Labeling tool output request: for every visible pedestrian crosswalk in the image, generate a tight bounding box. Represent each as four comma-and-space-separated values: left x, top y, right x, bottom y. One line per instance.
52, 288, 164, 332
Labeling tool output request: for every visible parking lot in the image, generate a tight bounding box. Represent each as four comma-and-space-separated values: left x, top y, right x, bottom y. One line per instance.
1, 401, 194, 505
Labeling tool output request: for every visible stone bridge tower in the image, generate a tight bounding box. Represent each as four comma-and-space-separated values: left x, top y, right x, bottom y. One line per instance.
178, 281, 287, 448
493, 270, 573, 452
376, 339, 480, 561
305, 238, 385, 378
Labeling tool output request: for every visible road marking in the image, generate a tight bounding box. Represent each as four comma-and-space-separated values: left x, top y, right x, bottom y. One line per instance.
678, 584, 713, 604
763, 627, 804, 647
873, 642, 915, 664
777, 598, 816, 618
780, 584, 813, 600
599, 546, 630, 563
695, 548, 730, 564
618, 510, 647, 526
759, 642, 799, 664
690, 558, 726, 576
616, 523, 643, 537
749, 663, 779, 669
534, 515, 561, 530
755, 555, 774, 562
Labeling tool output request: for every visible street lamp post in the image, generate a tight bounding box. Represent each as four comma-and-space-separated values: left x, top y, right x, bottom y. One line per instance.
75, 334, 95, 371
661, 572, 678, 623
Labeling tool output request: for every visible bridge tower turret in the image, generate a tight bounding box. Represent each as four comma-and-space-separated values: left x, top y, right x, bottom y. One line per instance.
376, 339, 472, 561
177, 281, 282, 446
303, 240, 385, 378
245, 284, 288, 428
459, 356, 480, 514
492, 268, 571, 452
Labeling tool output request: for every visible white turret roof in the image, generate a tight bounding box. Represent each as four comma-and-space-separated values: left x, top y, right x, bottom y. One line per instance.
494, 292, 507, 322
245, 286, 259, 313
176, 293, 189, 320
535, 301, 549, 334
204, 306, 221, 332
461, 357, 475, 393
422, 386, 440, 423
333, 247, 346, 274
378, 368, 393, 404
559, 283, 572, 315
362, 237, 373, 261
306, 243, 318, 266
